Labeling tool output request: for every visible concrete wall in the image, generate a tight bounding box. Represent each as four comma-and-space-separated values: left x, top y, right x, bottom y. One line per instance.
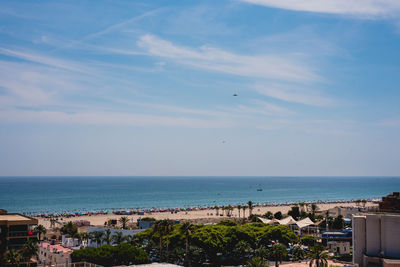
353, 215, 366, 266
381, 215, 400, 258
365, 214, 381, 256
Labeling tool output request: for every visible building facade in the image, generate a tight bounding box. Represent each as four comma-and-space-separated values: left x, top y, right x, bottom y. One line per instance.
38, 242, 73, 266
353, 214, 400, 267
379, 192, 400, 213
0, 210, 38, 263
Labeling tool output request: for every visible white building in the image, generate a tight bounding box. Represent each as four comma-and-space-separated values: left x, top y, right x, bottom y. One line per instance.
38, 242, 73, 266
327, 241, 350, 255
353, 214, 400, 267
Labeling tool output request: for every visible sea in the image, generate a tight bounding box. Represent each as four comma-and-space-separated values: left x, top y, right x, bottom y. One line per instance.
0, 176, 399, 215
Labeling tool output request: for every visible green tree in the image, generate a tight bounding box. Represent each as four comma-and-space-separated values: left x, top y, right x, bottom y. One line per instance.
214, 206, 220, 216
331, 215, 345, 230
34, 224, 46, 241
112, 231, 126, 244
89, 231, 104, 247
245, 256, 269, 267
153, 220, 165, 261
237, 205, 242, 218
300, 235, 318, 248
71, 243, 149, 267
308, 244, 329, 267
261, 225, 298, 246
103, 229, 113, 245
180, 222, 195, 267
291, 246, 306, 261
162, 219, 174, 262
217, 220, 238, 226
22, 239, 39, 266
288, 206, 300, 220
311, 204, 318, 216
119, 216, 130, 229
60, 221, 78, 236
248, 201, 254, 217
263, 211, 273, 219
114, 243, 149, 265
274, 212, 283, 220
270, 244, 287, 267
4, 249, 22, 267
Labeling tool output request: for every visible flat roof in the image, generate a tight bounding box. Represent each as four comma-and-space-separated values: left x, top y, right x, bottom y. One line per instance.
0, 214, 31, 221
0, 213, 38, 225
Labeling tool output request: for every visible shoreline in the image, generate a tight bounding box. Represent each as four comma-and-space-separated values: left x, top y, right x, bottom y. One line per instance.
25, 198, 380, 218
33, 198, 380, 229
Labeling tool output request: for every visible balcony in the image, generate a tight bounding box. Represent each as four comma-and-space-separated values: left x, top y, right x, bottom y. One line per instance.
8, 230, 37, 237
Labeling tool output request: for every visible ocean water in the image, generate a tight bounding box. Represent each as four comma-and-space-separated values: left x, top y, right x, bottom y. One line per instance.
0, 176, 399, 214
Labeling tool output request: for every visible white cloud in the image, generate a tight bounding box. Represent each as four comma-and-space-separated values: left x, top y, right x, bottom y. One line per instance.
240, 0, 400, 18
137, 34, 320, 83
0, 48, 93, 74
254, 83, 335, 106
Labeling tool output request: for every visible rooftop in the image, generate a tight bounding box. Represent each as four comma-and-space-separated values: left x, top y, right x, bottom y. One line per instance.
0, 214, 32, 222
40, 242, 74, 255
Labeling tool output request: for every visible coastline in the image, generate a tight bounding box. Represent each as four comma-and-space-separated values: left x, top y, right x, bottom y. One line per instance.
34, 199, 379, 228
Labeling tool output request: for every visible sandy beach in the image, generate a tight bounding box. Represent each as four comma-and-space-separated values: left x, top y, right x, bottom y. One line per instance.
36, 201, 378, 229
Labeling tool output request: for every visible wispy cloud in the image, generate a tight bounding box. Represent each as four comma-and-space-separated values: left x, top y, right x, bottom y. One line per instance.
137, 34, 320, 83
0, 48, 93, 74
254, 83, 336, 106
240, 0, 400, 18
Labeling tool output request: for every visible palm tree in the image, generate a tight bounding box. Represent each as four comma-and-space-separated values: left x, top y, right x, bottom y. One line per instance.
214, 206, 220, 216
125, 234, 138, 246
243, 206, 247, 218
226, 205, 233, 216
103, 229, 113, 245
162, 219, 174, 262
153, 220, 165, 261
22, 239, 38, 267
237, 205, 242, 218
89, 231, 104, 247
308, 244, 329, 267
179, 222, 194, 267
325, 211, 329, 231
245, 257, 269, 267
112, 232, 126, 244
248, 201, 253, 217
270, 244, 287, 267
361, 199, 367, 208
119, 216, 130, 229
299, 202, 306, 213
80, 232, 89, 246
5, 249, 22, 267
311, 204, 318, 216
291, 246, 306, 261
255, 247, 269, 260
34, 225, 46, 241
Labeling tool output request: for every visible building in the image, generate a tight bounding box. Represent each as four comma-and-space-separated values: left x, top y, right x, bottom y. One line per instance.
0, 210, 38, 262
327, 241, 350, 255
353, 214, 400, 267
379, 192, 400, 213
321, 229, 352, 246
38, 242, 73, 266
138, 220, 156, 230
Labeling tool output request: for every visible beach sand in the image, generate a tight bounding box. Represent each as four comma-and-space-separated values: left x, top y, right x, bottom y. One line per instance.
36, 201, 377, 229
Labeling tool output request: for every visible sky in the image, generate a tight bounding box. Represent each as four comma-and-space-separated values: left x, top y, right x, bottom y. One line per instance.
0, 0, 400, 176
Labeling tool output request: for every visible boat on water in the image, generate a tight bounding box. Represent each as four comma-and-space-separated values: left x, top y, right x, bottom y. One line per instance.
257, 188, 263, 191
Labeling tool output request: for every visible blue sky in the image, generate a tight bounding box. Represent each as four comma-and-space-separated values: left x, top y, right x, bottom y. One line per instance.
0, 0, 400, 176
